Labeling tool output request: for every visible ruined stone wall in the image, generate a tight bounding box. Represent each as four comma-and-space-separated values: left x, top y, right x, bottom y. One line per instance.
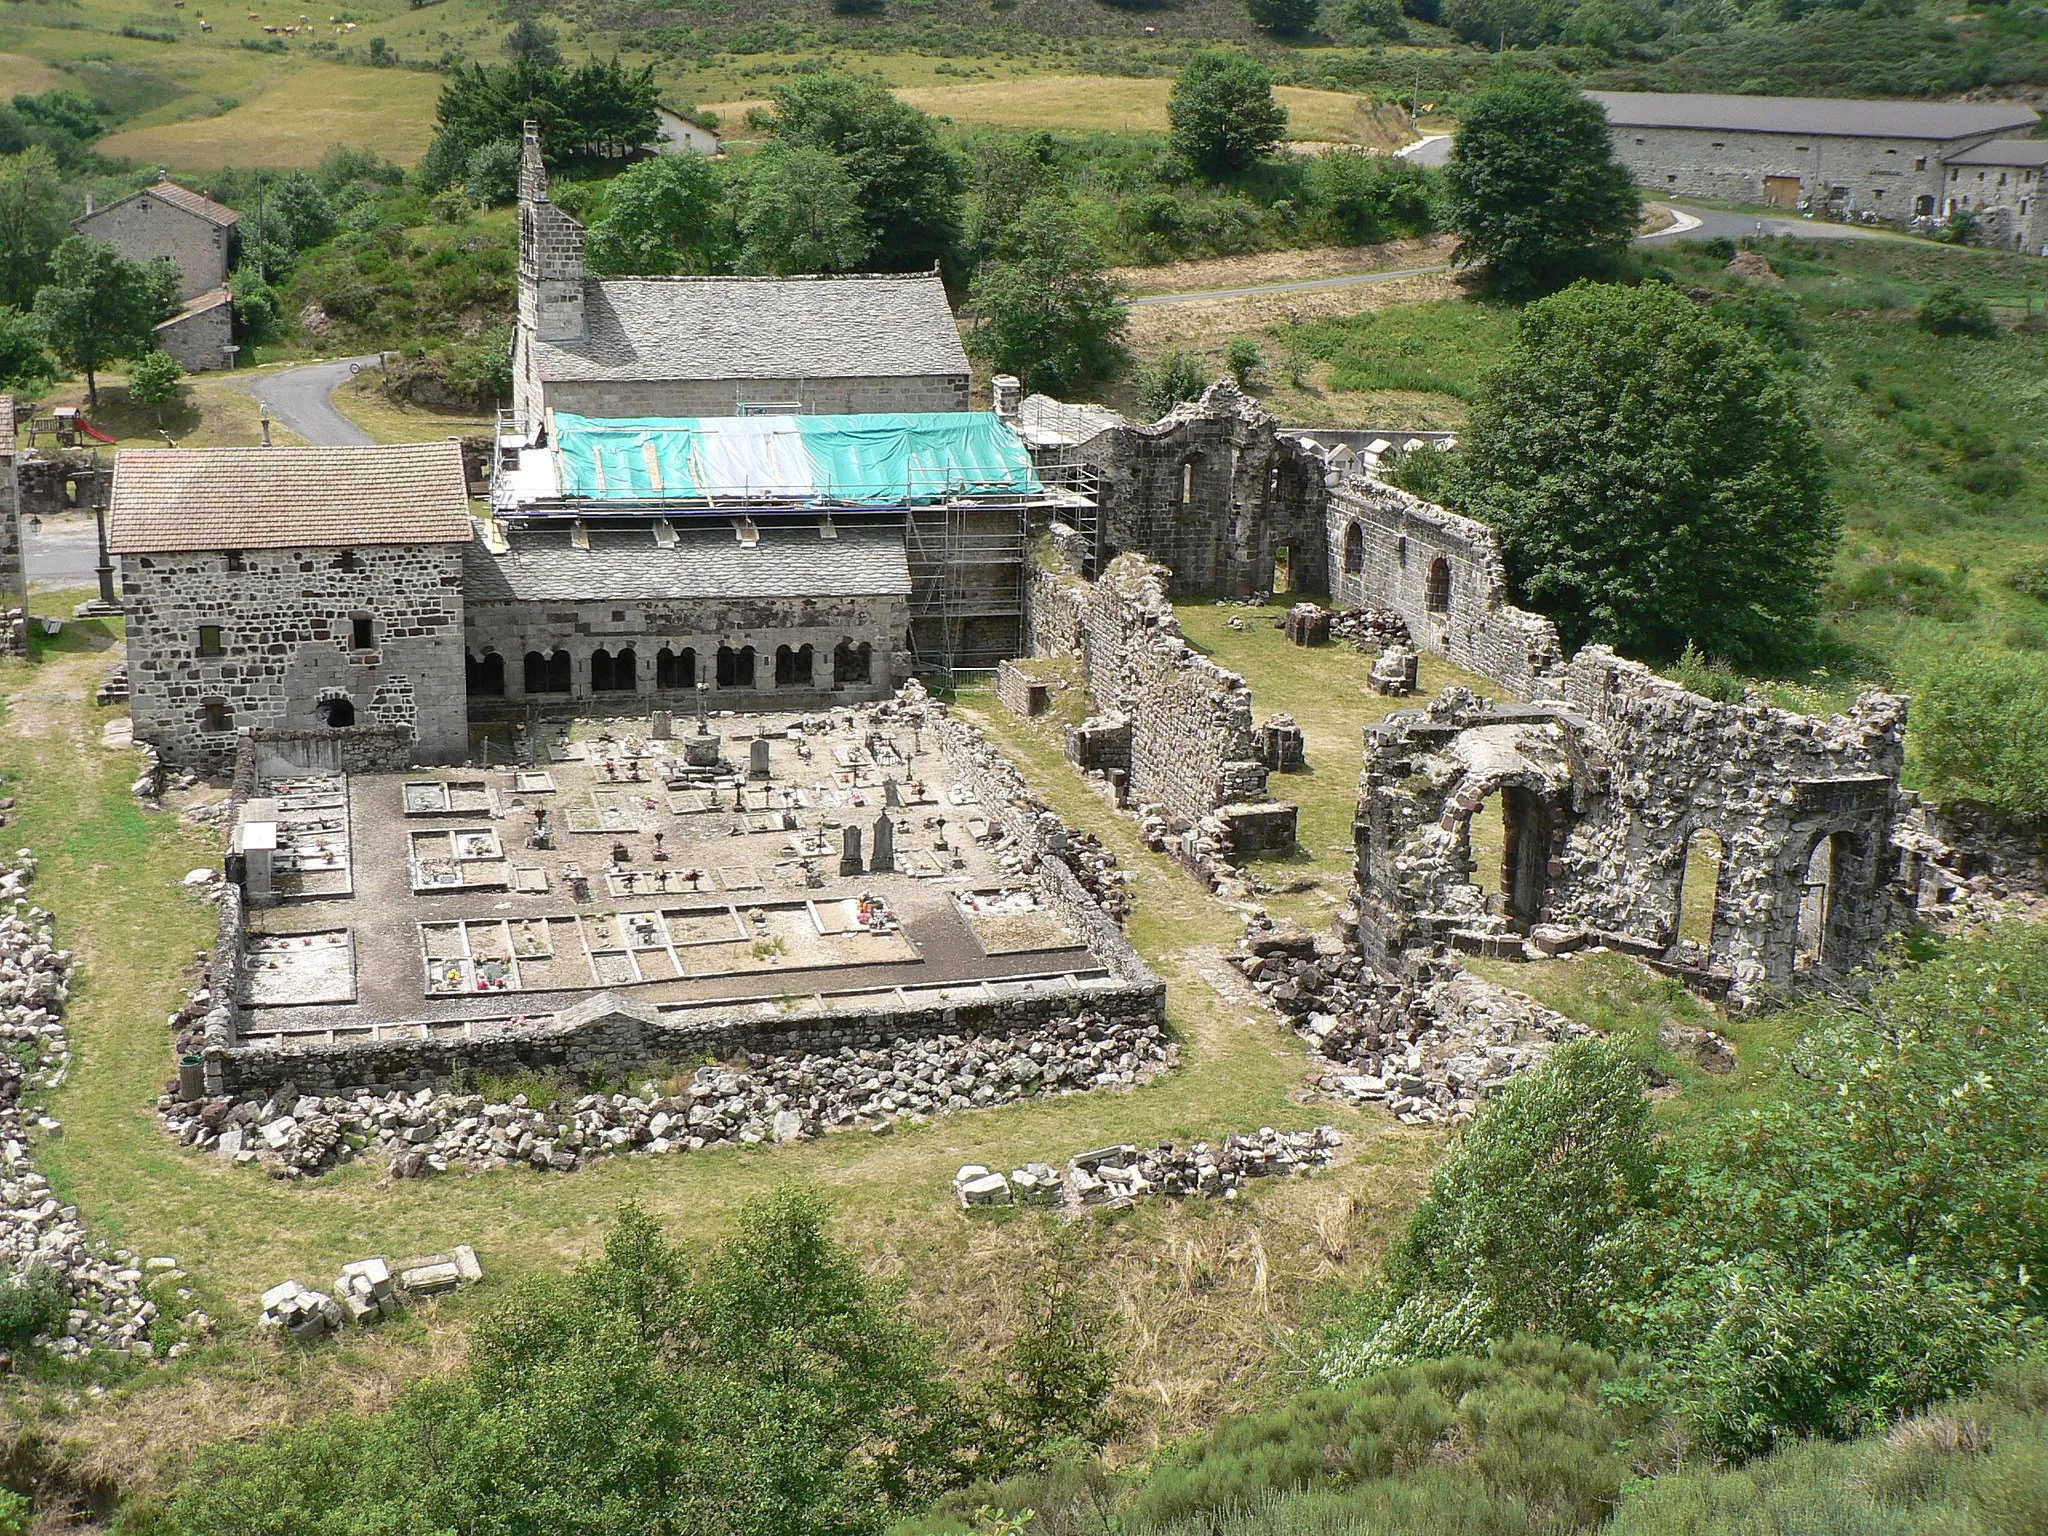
1352, 661, 1908, 1006
1023, 557, 1088, 658
121, 542, 469, 777
1047, 383, 1328, 599
1327, 478, 1562, 699
462, 592, 909, 719
0, 442, 23, 657
1078, 554, 1271, 826
17, 453, 110, 519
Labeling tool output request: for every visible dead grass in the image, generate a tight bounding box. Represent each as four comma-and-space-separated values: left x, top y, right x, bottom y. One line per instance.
1126, 270, 1461, 352
96, 61, 442, 169
1121, 234, 1458, 297
329, 378, 495, 444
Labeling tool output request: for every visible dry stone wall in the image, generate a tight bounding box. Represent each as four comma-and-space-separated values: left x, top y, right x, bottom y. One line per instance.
121, 542, 469, 776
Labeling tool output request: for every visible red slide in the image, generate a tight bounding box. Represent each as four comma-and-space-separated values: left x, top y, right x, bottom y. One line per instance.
73, 417, 118, 444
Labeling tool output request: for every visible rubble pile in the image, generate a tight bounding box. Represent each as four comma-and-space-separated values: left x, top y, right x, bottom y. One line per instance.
0, 849, 197, 1360
1233, 918, 1586, 1126
1328, 608, 1412, 654
953, 1125, 1341, 1210
161, 1014, 1176, 1178
260, 1246, 484, 1340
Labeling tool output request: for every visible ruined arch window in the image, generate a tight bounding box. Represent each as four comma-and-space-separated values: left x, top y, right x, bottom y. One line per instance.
1181, 460, 1196, 505
198, 697, 232, 734
717, 644, 755, 688
350, 614, 375, 651
467, 651, 505, 697
1797, 832, 1847, 971
1674, 830, 1725, 954
610, 646, 638, 691
833, 639, 872, 685
1343, 521, 1364, 575
590, 647, 616, 692
1425, 556, 1451, 614
319, 697, 356, 728
197, 624, 224, 657
774, 643, 813, 687
656, 646, 696, 689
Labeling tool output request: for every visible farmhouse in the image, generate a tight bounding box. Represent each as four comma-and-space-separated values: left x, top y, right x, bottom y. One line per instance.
1588, 91, 2040, 229
73, 175, 243, 371
1939, 137, 2048, 250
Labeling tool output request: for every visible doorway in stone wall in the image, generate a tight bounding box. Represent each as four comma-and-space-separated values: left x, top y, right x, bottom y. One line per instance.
1796, 832, 1845, 969
1465, 786, 1551, 931
1272, 545, 1292, 596
1673, 830, 1725, 956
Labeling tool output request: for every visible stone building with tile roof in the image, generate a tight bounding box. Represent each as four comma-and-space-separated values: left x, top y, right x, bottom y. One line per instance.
510, 125, 968, 435
74, 174, 240, 306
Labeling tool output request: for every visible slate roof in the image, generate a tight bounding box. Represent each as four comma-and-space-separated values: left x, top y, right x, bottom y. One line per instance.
76, 180, 239, 232
465, 521, 912, 602
1586, 91, 2040, 142
530, 272, 970, 384
109, 444, 473, 554
1943, 137, 2048, 167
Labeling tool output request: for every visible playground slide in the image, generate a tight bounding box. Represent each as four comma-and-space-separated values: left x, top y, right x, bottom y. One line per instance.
73, 417, 117, 444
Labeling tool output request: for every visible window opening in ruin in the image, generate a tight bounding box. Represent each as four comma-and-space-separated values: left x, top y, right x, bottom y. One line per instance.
524, 650, 572, 693
1272, 545, 1291, 596
717, 645, 756, 688
656, 646, 696, 689
1343, 522, 1364, 575
350, 614, 374, 651
1426, 556, 1452, 614
613, 647, 637, 691
1674, 830, 1724, 955
467, 651, 505, 697
198, 697, 232, 734
319, 697, 356, 729
1796, 833, 1844, 970
197, 625, 223, 657
775, 644, 814, 687
834, 639, 872, 685
1181, 461, 1195, 504
1465, 786, 1550, 931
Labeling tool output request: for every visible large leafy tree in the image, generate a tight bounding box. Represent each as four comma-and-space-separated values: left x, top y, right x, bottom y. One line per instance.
584, 153, 734, 275
33, 238, 179, 408
1168, 51, 1288, 176
1456, 280, 1835, 666
967, 199, 1129, 397
768, 75, 965, 274
1445, 72, 1637, 294
0, 307, 52, 391
435, 56, 660, 173
736, 144, 872, 276
0, 146, 65, 309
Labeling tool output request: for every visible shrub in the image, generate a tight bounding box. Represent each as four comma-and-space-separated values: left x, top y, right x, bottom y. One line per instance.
1829, 555, 1976, 623
1335, 0, 1409, 40
1224, 338, 1262, 389
1911, 648, 2048, 818
1247, 0, 1320, 33
1306, 149, 1434, 245
0, 1263, 69, 1349
1137, 349, 1209, 417
2006, 555, 2048, 602
1917, 283, 1997, 338
1670, 641, 1746, 703
463, 138, 523, 207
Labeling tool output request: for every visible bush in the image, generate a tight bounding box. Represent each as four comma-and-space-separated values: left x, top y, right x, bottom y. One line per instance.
1911, 648, 2048, 818
0, 1263, 68, 1350
1918, 282, 1997, 338
1224, 338, 1262, 389
1335, 0, 1409, 41
1306, 150, 1434, 245
1247, 0, 1320, 34
463, 138, 523, 208
1829, 555, 1976, 623
1137, 349, 1209, 417
1670, 641, 1746, 703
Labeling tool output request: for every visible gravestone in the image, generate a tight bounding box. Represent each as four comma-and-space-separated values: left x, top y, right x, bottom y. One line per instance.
839, 823, 864, 877
871, 813, 895, 874
749, 738, 772, 779
883, 776, 902, 808
650, 710, 674, 740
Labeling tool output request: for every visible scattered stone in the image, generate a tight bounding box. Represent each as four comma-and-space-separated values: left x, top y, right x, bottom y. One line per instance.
257, 1278, 341, 1340
960, 1128, 1342, 1213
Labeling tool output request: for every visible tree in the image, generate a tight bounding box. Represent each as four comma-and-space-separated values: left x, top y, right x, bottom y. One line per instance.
585, 152, 735, 276
435, 57, 661, 173
504, 15, 563, 68
33, 237, 177, 408
736, 144, 871, 275
229, 268, 284, 348
1248, 0, 1321, 34
768, 75, 966, 274
1336, 0, 1409, 40
1137, 349, 1207, 416
967, 199, 1129, 397
1168, 52, 1288, 176
1307, 148, 1434, 244
1916, 282, 1997, 338
463, 138, 524, 208
1910, 648, 2048, 819
269, 169, 336, 252
0, 307, 52, 391
1445, 73, 1638, 295
126, 349, 183, 425
970, 1243, 1121, 1474
1457, 281, 1834, 665
0, 146, 65, 308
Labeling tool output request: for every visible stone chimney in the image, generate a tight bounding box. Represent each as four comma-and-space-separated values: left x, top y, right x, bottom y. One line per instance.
991, 375, 1021, 423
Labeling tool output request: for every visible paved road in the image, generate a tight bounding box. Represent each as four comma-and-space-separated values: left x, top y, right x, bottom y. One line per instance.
225, 354, 378, 446
1646, 203, 1892, 244
24, 519, 107, 590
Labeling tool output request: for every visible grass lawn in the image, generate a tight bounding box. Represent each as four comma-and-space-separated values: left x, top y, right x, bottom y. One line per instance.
96, 60, 444, 170
329, 377, 496, 443
33, 370, 306, 451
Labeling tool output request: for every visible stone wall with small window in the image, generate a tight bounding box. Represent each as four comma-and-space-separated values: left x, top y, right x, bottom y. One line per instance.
119, 541, 469, 776
461, 592, 909, 720
1603, 125, 1952, 217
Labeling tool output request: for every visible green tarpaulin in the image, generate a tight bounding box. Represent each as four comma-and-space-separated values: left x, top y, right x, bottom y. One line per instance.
549, 411, 1042, 505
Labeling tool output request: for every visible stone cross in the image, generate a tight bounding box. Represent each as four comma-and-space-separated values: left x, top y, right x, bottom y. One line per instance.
749, 737, 772, 780
839, 823, 864, 877
871, 813, 895, 874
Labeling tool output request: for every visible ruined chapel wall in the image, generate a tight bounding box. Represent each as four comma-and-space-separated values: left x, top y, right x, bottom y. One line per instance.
1024, 559, 1087, 658
1079, 555, 1268, 826
1327, 478, 1561, 698
122, 542, 469, 777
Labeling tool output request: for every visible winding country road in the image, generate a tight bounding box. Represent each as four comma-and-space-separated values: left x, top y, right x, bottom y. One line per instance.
224, 354, 378, 446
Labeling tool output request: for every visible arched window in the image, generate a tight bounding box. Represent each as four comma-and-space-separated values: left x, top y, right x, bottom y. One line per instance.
467, 651, 505, 697
774, 644, 814, 687
591, 648, 615, 692
717, 645, 755, 688
1425, 556, 1452, 614
319, 697, 356, 728
526, 650, 571, 694
610, 647, 637, 692
833, 639, 872, 685
1343, 521, 1364, 575
198, 697, 232, 734
656, 646, 696, 689
548, 649, 571, 693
